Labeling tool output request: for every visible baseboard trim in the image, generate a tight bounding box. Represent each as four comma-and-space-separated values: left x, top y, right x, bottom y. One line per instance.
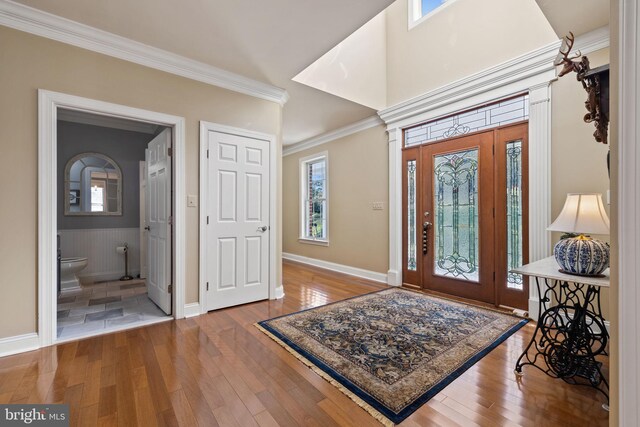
283, 253, 387, 284
183, 303, 201, 318
0, 333, 39, 358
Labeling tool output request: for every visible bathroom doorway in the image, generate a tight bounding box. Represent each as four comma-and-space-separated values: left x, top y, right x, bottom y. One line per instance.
56, 110, 172, 340
38, 90, 187, 347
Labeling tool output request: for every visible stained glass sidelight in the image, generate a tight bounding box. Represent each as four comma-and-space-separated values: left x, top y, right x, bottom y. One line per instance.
506, 141, 524, 290
434, 149, 479, 281
407, 160, 417, 271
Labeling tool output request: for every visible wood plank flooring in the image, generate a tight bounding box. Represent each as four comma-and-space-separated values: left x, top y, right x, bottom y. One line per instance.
0, 260, 609, 426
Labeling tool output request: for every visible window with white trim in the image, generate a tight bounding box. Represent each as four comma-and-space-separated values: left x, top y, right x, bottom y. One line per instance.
299, 153, 328, 244
408, 0, 458, 28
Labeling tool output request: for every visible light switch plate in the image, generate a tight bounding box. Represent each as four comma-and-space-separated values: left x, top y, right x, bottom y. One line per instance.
372, 202, 384, 210
187, 195, 198, 207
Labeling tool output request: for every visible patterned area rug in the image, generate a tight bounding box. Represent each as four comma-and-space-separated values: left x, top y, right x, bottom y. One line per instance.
256, 288, 528, 426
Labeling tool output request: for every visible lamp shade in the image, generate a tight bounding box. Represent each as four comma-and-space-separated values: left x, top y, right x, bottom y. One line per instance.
548, 193, 610, 235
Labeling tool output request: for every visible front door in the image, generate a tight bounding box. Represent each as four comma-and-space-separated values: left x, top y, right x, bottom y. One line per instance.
146, 128, 172, 315
205, 129, 270, 311
422, 131, 495, 303
403, 122, 529, 309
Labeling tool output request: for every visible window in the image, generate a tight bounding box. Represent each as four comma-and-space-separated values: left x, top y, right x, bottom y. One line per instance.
300, 153, 328, 245
408, 0, 458, 29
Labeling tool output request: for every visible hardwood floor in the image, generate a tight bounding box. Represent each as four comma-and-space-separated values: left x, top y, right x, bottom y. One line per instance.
0, 260, 609, 426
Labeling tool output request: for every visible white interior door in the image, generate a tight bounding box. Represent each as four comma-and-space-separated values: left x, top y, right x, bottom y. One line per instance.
146, 129, 172, 315
206, 130, 270, 310
139, 161, 148, 279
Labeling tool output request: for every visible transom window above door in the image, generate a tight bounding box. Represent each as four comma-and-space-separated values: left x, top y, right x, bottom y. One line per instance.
299, 152, 329, 245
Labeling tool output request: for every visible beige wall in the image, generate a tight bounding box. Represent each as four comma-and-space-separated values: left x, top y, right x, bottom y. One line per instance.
551, 47, 611, 319
0, 26, 282, 339
283, 125, 389, 273
385, 0, 557, 106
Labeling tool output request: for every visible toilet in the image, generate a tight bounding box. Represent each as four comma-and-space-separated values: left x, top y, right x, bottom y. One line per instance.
60, 257, 88, 292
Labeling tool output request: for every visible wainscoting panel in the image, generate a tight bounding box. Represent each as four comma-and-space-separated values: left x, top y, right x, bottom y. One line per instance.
58, 228, 141, 282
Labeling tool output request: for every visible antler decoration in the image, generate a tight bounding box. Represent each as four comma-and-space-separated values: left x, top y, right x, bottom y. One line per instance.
554, 32, 590, 78
555, 32, 609, 145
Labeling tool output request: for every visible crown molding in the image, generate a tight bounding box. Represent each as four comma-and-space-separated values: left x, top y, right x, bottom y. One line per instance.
283, 115, 383, 156
0, 0, 289, 105
378, 40, 561, 126
573, 25, 610, 55
378, 26, 610, 128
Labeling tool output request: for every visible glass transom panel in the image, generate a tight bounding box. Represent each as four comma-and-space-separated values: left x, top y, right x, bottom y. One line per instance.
405, 95, 529, 147
433, 149, 479, 281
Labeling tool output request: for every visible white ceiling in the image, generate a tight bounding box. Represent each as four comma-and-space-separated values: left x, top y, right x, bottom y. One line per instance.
15, 0, 393, 144
535, 0, 609, 38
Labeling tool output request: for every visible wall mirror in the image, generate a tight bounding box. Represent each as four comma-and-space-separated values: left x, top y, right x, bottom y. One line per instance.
64, 152, 122, 216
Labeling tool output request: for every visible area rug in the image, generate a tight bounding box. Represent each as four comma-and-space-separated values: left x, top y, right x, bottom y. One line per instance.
256, 288, 528, 426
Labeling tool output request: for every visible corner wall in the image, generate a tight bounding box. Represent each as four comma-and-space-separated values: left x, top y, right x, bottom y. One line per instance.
0, 25, 281, 339
283, 125, 389, 275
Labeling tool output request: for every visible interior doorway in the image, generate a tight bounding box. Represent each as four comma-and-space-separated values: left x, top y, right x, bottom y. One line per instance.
38, 90, 187, 348
54, 111, 173, 341
402, 121, 529, 310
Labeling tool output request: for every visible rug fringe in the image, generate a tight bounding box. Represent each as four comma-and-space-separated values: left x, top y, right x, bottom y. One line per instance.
254, 323, 395, 427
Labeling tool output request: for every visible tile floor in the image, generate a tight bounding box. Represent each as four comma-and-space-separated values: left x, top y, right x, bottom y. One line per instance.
56, 278, 169, 340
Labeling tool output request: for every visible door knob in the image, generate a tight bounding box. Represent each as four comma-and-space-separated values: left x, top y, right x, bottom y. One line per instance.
144, 226, 151, 231
257, 226, 268, 232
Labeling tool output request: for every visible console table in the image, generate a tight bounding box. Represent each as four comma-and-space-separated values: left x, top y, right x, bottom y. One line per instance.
512, 257, 609, 410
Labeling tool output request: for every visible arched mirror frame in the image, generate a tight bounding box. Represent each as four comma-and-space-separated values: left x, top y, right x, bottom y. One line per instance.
64, 152, 123, 216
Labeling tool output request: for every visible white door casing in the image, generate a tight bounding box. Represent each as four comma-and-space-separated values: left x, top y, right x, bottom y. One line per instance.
146, 129, 172, 315
205, 129, 270, 310
38, 90, 186, 350
139, 161, 148, 279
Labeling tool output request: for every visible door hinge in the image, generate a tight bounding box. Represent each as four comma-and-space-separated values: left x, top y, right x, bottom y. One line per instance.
168, 147, 172, 157
207, 149, 209, 159
168, 284, 173, 293
493, 208, 495, 218
207, 216, 209, 225
493, 272, 496, 281
206, 282, 209, 291
168, 216, 174, 225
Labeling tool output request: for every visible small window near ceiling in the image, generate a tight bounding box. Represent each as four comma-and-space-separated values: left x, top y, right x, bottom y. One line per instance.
299, 152, 329, 245
409, 0, 457, 28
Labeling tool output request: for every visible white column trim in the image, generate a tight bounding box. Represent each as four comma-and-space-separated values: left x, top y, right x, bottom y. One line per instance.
527, 83, 553, 319
618, 0, 639, 423
387, 128, 402, 286
38, 90, 187, 349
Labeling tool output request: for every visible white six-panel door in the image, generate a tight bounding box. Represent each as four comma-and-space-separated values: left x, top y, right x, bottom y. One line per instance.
206, 130, 270, 310
146, 129, 172, 315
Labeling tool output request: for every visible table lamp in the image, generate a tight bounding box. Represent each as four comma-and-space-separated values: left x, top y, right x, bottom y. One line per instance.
547, 193, 610, 276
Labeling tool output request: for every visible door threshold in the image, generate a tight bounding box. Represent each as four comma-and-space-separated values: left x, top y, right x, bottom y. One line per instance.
54, 316, 173, 345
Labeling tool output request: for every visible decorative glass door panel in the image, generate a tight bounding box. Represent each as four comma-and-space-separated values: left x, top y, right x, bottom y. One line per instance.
495, 123, 529, 309
421, 131, 495, 304
433, 149, 480, 282
506, 140, 523, 289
